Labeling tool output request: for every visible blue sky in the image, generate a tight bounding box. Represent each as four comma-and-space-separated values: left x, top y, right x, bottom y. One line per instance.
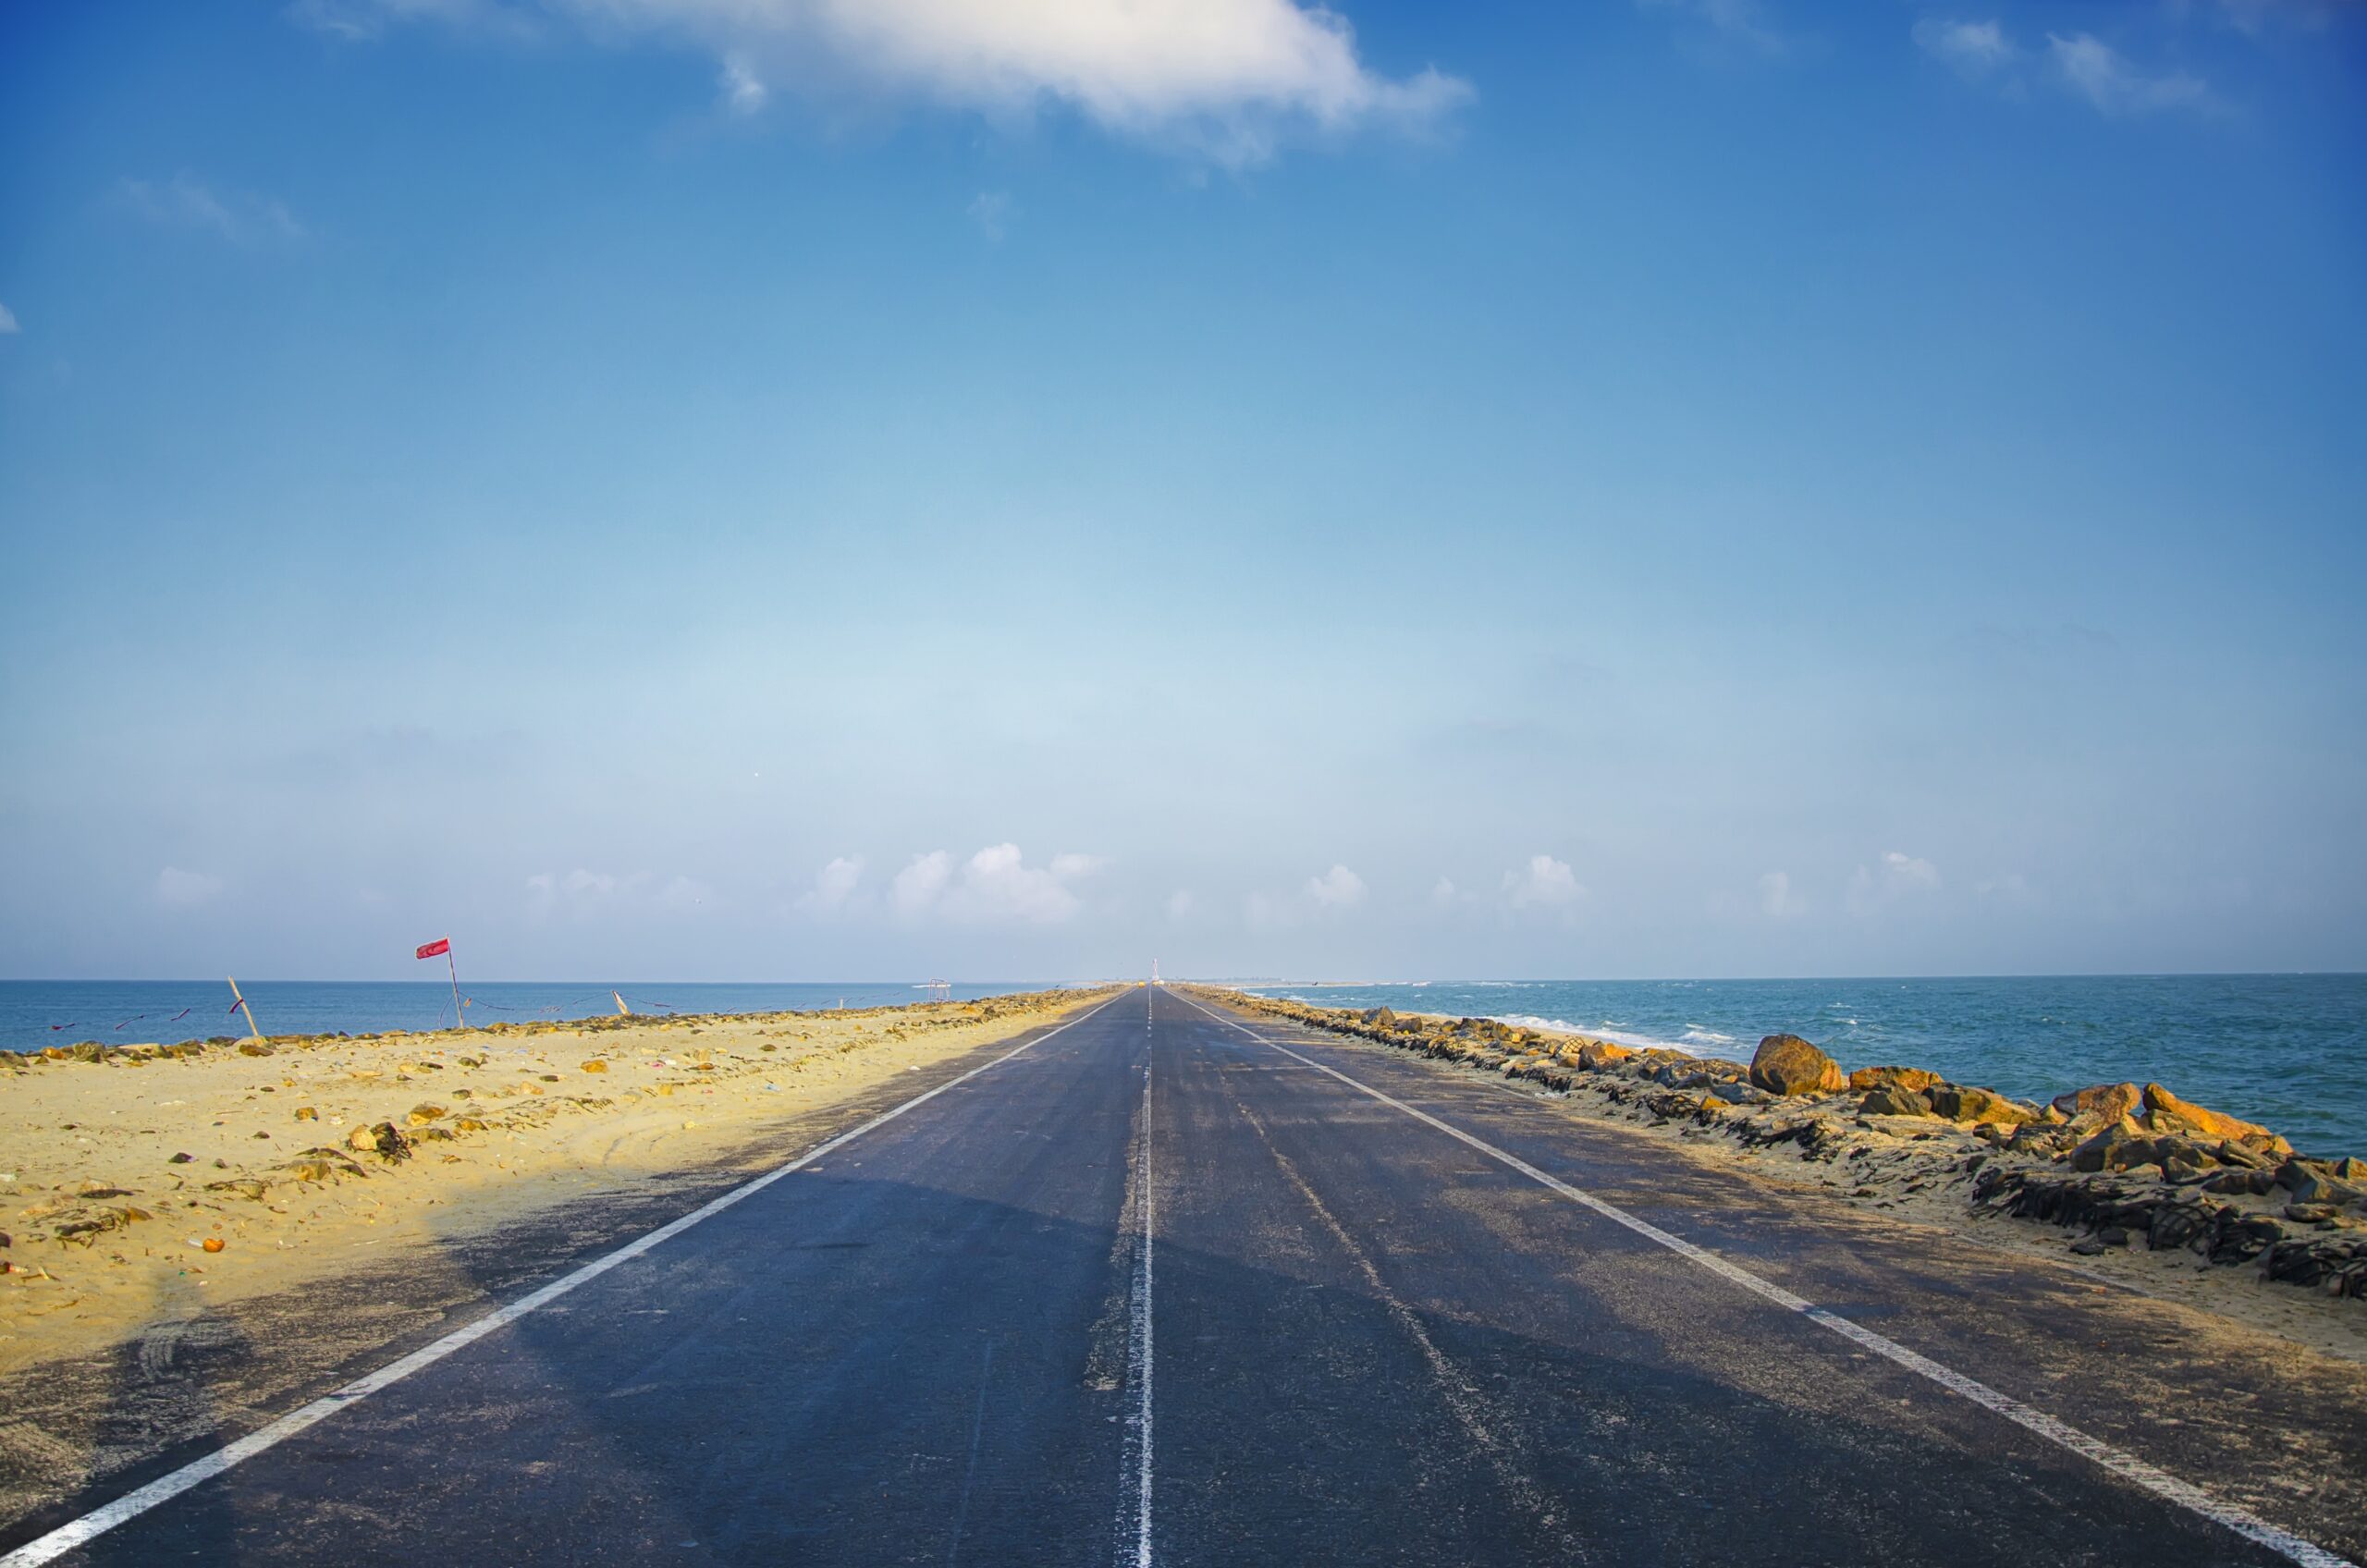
2, 0, 2361, 982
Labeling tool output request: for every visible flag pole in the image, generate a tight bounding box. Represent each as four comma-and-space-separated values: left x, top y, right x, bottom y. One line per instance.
447, 947, 465, 1034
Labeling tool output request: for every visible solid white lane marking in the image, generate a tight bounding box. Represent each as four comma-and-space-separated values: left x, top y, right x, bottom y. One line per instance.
1172, 992, 2355, 1568
0, 992, 1128, 1568
1114, 998, 1157, 1568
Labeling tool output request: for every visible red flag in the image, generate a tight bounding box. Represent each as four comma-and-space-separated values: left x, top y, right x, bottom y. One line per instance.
415, 938, 451, 960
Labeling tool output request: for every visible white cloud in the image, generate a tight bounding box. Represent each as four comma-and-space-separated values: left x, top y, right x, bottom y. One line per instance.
117, 175, 306, 244
1502, 853, 1582, 909
1166, 888, 1196, 920
564, 867, 619, 895
798, 854, 865, 913
1883, 851, 1941, 888
1306, 864, 1366, 908
968, 190, 1015, 242
155, 867, 223, 907
1759, 870, 1806, 918
892, 843, 1100, 924
892, 850, 954, 916
1913, 17, 2014, 77
2046, 32, 2213, 116
1431, 876, 1459, 907
719, 52, 768, 114
0, 302, 18, 335
302, 0, 1469, 164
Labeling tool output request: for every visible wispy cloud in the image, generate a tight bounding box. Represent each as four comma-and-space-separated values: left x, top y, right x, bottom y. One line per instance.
1913, 19, 2215, 119
2046, 32, 2214, 116
0, 302, 18, 335
1912, 17, 2015, 78
1638, 0, 1788, 55
967, 190, 1015, 243
1759, 870, 1806, 918
717, 52, 767, 115
1306, 864, 1367, 909
293, 0, 1470, 165
117, 175, 306, 245
1883, 850, 1941, 888
1502, 853, 1582, 909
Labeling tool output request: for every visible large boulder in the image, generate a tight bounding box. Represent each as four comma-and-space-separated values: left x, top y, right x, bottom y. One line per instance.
1751, 1035, 1846, 1096
1576, 1040, 1635, 1071
2140, 1083, 2274, 1144
1858, 1084, 1934, 1118
1849, 1065, 1944, 1094
2068, 1116, 2146, 1173
2052, 1082, 2142, 1130
1928, 1084, 2038, 1128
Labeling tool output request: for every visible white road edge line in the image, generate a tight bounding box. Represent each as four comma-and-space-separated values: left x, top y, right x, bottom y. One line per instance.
0, 990, 1130, 1568
1172, 990, 2355, 1568
1116, 983, 1158, 1568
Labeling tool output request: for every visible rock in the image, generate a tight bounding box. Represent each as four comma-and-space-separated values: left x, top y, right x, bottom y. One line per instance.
1928, 1085, 2037, 1127
406, 1103, 448, 1126
1576, 1041, 1634, 1071
348, 1121, 411, 1162
1750, 1035, 1846, 1096
237, 1041, 274, 1057
2280, 1164, 2367, 1210
1849, 1066, 1944, 1094
580, 1060, 608, 1073
204, 1178, 269, 1201
2053, 1083, 2142, 1129
1858, 1085, 1934, 1118
293, 1107, 317, 1121
2096, 1226, 2130, 1247
2201, 1168, 2276, 1196
2287, 1204, 2339, 1224
454, 1116, 488, 1132
2069, 1116, 2145, 1173
2069, 1236, 2108, 1256
167, 1152, 193, 1164
2140, 1083, 2275, 1144
2336, 1158, 2367, 1181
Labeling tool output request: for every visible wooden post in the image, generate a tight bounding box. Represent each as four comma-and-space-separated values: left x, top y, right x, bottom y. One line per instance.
614, 991, 631, 1017
446, 949, 465, 1034
227, 976, 264, 1042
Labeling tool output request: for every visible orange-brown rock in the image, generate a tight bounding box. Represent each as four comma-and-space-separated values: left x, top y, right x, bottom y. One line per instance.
2140, 1083, 2273, 1144
1750, 1035, 1846, 1096
1576, 1040, 1635, 1071
1849, 1065, 1944, 1094
2051, 1082, 2141, 1129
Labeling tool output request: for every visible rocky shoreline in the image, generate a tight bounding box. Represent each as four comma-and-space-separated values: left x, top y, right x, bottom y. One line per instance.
1212, 990, 2367, 1305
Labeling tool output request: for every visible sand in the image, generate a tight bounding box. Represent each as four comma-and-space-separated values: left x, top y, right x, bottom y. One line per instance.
0, 988, 1110, 1380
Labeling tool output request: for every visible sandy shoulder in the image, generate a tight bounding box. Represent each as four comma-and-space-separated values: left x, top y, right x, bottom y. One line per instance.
0, 988, 1111, 1381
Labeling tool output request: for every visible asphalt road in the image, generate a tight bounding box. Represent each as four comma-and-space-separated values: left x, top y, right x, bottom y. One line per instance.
6, 985, 2362, 1566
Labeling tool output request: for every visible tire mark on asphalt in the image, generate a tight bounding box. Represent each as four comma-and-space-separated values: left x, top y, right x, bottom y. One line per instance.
1219, 1075, 1585, 1562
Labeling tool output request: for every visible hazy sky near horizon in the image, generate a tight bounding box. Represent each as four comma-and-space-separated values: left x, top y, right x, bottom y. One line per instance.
3, 0, 2363, 983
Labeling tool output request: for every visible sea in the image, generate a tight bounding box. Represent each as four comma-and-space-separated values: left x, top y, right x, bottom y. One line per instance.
6, 974, 2361, 1158
1237, 975, 2367, 1158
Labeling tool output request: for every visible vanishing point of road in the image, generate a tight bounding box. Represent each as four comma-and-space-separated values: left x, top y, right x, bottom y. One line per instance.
5, 985, 2363, 1565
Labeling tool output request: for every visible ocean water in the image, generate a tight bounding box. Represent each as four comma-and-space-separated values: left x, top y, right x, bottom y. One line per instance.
0, 980, 1065, 1056
1240, 975, 2367, 1158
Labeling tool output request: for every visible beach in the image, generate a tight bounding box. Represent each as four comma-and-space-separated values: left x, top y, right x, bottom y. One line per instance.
0, 987, 1109, 1382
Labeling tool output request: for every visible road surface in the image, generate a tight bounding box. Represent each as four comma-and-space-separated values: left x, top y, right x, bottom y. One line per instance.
5, 985, 2362, 1565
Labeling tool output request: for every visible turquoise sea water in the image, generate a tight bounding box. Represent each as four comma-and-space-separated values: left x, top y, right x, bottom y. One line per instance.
1239, 975, 2367, 1158
0, 980, 1062, 1056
